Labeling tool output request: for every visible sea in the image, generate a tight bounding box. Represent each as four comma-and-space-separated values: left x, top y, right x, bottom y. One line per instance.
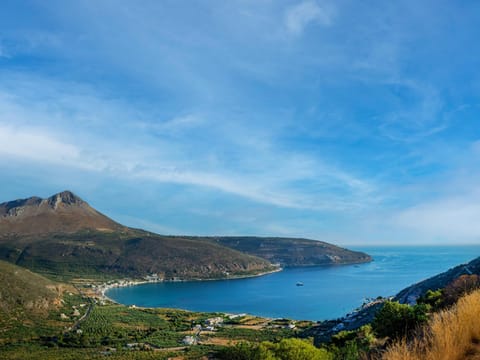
106, 245, 480, 320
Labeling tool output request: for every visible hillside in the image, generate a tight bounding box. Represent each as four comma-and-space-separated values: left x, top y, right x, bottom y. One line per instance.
384, 289, 480, 360
0, 191, 370, 280
201, 236, 371, 266
0, 260, 75, 344
0, 190, 124, 235
0, 230, 276, 280
395, 255, 480, 304
0, 259, 63, 314
0, 191, 277, 280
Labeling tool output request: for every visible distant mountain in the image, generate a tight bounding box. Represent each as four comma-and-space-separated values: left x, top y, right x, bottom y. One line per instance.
0, 190, 123, 235
201, 237, 371, 267
0, 191, 276, 280
395, 256, 480, 304
0, 191, 370, 280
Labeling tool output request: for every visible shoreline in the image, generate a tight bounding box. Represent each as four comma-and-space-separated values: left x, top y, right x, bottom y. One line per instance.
98, 266, 283, 303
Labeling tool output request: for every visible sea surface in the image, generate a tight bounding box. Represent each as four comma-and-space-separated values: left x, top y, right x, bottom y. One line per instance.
107, 246, 480, 320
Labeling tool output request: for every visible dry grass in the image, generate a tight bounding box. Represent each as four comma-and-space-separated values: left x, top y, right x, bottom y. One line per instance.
383, 290, 480, 360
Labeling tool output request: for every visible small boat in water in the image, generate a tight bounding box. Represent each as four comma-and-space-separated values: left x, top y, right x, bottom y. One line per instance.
296, 282, 304, 286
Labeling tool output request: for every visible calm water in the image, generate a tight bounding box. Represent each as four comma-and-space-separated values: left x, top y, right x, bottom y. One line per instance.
107, 246, 480, 320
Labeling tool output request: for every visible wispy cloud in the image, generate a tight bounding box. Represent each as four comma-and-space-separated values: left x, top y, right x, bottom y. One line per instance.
0, 73, 376, 213
2, 0, 479, 242
285, 1, 334, 35
392, 194, 480, 240
0, 123, 83, 167
377, 80, 448, 142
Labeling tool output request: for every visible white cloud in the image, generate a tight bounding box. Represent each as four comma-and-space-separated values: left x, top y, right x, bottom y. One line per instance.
0, 73, 377, 213
285, 1, 334, 35
0, 124, 84, 167
392, 195, 480, 240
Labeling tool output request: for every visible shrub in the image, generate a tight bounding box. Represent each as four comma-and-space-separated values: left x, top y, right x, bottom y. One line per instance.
217, 338, 333, 360
443, 274, 480, 306
330, 325, 375, 359
382, 289, 480, 360
372, 301, 429, 340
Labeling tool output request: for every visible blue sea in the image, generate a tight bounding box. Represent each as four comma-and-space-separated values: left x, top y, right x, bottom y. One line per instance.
106, 246, 480, 320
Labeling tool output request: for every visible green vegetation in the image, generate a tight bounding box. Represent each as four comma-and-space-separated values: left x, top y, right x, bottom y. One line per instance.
214, 327, 295, 342
3, 192, 480, 359
383, 289, 480, 360
217, 338, 333, 360
328, 325, 376, 360
64, 305, 187, 348
2, 255, 480, 360
0, 230, 277, 281
371, 301, 429, 339
0, 344, 178, 360
0, 260, 76, 344
203, 236, 372, 267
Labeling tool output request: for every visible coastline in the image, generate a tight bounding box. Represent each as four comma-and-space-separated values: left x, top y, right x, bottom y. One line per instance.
98, 266, 283, 304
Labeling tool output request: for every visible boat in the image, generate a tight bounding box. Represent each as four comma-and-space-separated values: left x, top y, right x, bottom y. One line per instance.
296, 282, 304, 286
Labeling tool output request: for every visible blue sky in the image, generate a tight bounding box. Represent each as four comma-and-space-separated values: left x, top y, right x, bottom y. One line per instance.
1, 0, 480, 245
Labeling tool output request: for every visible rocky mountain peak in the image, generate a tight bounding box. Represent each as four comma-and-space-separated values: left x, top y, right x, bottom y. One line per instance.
46, 190, 83, 208
0, 190, 122, 234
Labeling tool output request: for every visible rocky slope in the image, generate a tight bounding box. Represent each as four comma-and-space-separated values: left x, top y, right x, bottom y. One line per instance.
0, 191, 370, 280
0, 260, 65, 314
202, 236, 371, 266
0, 191, 276, 280
395, 256, 480, 304
0, 190, 124, 235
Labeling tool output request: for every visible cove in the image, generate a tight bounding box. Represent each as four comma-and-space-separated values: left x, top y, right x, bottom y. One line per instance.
106, 246, 480, 320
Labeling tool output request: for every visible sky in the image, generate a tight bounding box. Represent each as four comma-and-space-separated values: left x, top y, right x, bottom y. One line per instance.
1, 1, 480, 245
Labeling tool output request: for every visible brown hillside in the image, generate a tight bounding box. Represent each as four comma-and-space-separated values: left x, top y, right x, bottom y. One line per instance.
0, 260, 65, 314
0, 191, 276, 280
0, 191, 369, 280
0, 190, 124, 235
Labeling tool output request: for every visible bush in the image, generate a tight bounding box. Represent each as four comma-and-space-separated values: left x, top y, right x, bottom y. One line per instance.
372, 301, 429, 339
417, 289, 443, 310
443, 274, 480, 306
217, 338, 333, 360
382, 290, 480, 360
330, 325, 375, 359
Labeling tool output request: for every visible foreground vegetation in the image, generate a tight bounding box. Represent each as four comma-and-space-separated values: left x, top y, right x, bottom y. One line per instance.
3, 253, 480, 360
383, 284, 480, 360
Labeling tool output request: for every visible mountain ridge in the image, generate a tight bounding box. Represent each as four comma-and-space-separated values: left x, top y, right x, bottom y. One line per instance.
395, 255, 480, 304
0, 191, 371, 280
198, 236, 371, 266
0, 190, 125, 236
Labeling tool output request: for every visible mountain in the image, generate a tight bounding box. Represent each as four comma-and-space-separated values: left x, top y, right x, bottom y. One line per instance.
0, 190, 123, 235
201, 236, 371, 266
395, 256, 480, 304
0, 191, 276, 280
0, 191, 370, 280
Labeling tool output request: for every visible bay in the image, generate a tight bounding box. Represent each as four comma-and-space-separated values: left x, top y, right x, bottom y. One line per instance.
106, 246, 480, 320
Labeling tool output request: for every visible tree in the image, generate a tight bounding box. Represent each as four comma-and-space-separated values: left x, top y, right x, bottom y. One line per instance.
217, 338, 333, 360
372, 301, 429, 339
